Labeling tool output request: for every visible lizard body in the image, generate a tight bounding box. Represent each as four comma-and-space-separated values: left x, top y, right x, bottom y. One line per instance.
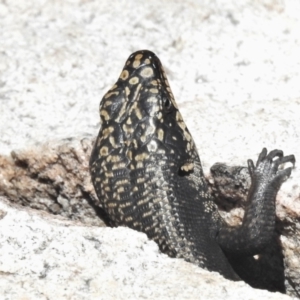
89, 50, 295, 289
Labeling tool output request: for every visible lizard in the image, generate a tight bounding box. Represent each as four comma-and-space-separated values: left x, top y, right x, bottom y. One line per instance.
89, 50, 295, 289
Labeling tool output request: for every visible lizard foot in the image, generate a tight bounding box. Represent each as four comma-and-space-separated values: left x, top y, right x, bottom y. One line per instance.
247, 148, 295, 189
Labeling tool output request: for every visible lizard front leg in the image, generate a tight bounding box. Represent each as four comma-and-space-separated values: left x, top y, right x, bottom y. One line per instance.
216, 148, 295, 256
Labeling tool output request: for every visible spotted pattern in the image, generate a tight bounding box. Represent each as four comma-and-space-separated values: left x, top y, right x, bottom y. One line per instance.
89, 50, 294, 288
89, 49, 240, 280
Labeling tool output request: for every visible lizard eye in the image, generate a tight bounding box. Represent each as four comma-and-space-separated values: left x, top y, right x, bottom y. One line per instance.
163, 97, 172, 112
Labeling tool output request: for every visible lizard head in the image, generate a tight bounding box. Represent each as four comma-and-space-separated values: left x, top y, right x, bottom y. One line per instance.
91, 50, 196, 172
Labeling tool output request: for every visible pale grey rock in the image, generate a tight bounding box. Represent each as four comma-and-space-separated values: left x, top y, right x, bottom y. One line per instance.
0, 0, 300, 298
0, 135, 299, 296
0, 197, 295, 300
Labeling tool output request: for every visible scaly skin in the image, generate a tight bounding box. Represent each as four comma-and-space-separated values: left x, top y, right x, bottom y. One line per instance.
89, 50, 295, 287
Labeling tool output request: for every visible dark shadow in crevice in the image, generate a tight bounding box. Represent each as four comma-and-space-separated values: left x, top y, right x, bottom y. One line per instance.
81, 189, 115, 227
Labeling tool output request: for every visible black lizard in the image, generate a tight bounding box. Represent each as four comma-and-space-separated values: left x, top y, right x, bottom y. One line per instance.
89, 50, 295, 289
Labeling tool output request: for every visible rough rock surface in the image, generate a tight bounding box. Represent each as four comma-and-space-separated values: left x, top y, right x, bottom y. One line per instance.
209, 163, 300, 297
0, 136, 105, 226
0, 137, 299, 297
0, 197, 296, 300
1, 0, 300, 299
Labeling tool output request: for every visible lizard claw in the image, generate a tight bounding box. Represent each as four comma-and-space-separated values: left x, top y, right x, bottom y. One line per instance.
247, 159, 255, 178
249, 148, 295, 188
273, 154, 296, 168
256, 147, 268, 166
274, 167, 293, 183
266, 149, 283, 161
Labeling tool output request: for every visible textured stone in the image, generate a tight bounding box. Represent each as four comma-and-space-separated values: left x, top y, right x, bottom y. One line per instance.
0, 0, 300, 298
0, 137, 299, 297
209, 162, 300, 297
0, 137, 105, 226
0, 197, 295, 300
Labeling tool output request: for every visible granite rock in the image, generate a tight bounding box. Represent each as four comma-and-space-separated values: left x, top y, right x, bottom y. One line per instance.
0, 137, 299, 297
0, 197, 295, 300
0, 137, 104, 226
